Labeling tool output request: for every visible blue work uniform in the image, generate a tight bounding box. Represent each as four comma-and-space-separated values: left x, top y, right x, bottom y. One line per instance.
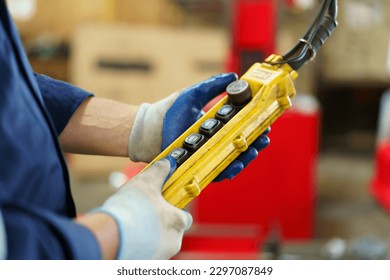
0, 2, 101, 259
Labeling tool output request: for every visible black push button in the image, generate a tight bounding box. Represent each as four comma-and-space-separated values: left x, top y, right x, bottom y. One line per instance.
200, 118, 223, 138
226, 79, 252, 107
216, 104, 236, 123
183, 133, 207, 152
169, 148, 191, 166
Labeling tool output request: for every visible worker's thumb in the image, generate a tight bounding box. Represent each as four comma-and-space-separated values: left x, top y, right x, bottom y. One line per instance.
137, 157, 177, 192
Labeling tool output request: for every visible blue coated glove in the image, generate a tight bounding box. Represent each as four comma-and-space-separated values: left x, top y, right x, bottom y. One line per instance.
214, 126, 270, 182
128, 73, 270, 181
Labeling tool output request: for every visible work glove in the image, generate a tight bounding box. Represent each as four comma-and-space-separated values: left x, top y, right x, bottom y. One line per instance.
128, 73, 270, 181
96, 157, 192, 260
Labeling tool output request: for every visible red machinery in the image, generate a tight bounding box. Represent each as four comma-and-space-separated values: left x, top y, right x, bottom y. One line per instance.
371, 91, 390, 212
371, 141, 390, 212
226, 0, 277, 76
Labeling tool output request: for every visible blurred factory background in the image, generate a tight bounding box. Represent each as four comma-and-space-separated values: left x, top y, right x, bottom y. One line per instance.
8, 0, 390, 259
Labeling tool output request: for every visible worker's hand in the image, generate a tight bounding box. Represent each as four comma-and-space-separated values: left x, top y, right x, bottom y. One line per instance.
128, 73, 237, 163
96, 157, 192, 260
214, 127, 270, 181
128, 72, 270, 180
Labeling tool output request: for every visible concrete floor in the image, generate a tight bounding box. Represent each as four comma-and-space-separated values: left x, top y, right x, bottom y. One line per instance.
281, 152, 390, 260
316, 152, 390, 239
70, 151, 390, 260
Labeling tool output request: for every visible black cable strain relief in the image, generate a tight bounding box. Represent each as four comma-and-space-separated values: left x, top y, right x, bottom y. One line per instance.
312, 16, 338, 51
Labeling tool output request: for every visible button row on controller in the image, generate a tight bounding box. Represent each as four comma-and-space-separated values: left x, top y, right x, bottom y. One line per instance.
169, 79, 252, 167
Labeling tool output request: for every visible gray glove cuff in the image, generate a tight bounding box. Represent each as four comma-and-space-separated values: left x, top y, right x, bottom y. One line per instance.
91, 159, 192, 260
0, 209, 7, 260
128, 103, 162, 163
93, 192, 160, 260
128, 94, 178, 163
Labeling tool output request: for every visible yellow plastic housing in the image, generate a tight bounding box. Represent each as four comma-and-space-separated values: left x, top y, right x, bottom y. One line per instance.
144, 54, 298, 209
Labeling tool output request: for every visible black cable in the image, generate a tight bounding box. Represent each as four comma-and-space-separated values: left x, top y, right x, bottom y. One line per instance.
274, 0, 338, 71
288, 0, 336, 70
311, 0, 338, 51
283, 0, 330, 59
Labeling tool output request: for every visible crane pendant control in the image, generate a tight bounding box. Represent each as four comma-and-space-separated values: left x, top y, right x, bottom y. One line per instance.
144, 54, 298, 209
142, 0, 337, 209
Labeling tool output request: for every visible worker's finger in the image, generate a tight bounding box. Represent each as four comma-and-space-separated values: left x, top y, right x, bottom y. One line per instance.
213, 140, 267, 182
250, 134, 270, 152
214, 160, 244, 182
182, 73, 238, 108
138, 157, 176, 191
179, 210, 193, 231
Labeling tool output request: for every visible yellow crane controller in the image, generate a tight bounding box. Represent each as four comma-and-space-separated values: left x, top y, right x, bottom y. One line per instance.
145, 55, 298, 209
143, 0, 337, 209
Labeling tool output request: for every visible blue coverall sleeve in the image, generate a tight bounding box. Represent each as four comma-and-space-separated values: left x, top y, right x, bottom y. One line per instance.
1, 0, 102, 260
34, 73, 94, 135
1, 204, 101, 260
